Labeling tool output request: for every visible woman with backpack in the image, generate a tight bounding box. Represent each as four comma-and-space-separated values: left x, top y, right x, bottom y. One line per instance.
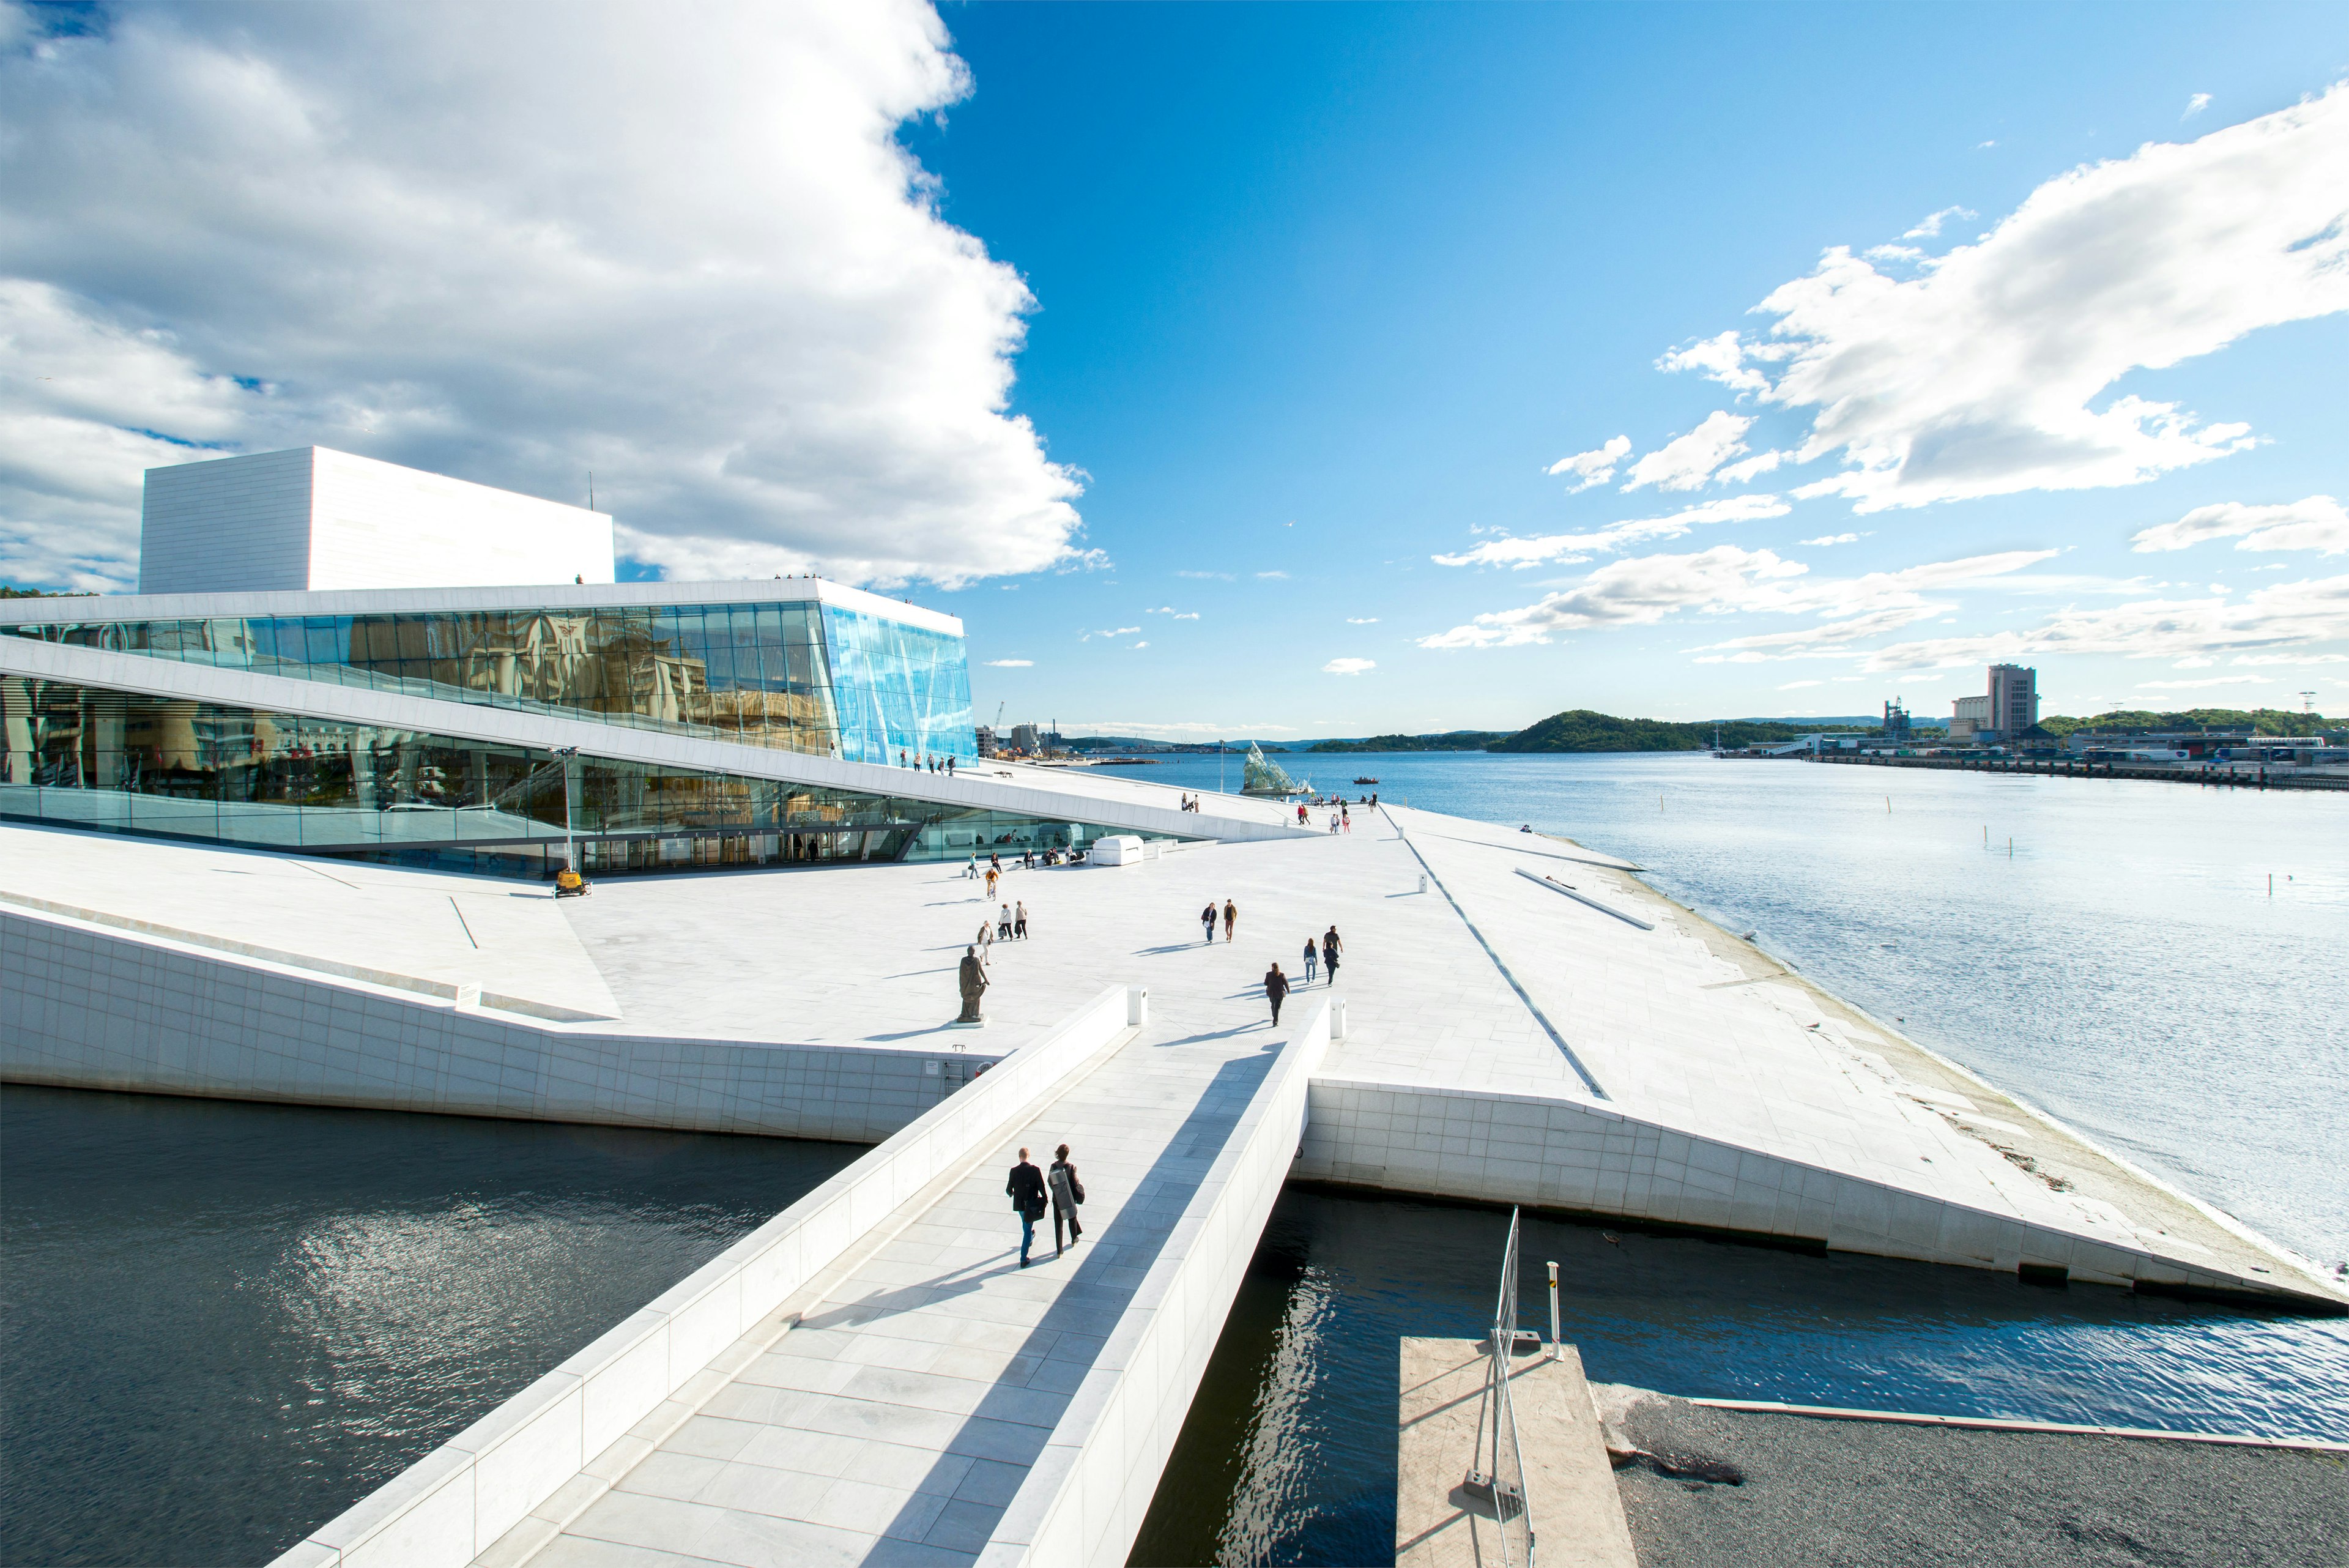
1048, 1143, 1086, 1257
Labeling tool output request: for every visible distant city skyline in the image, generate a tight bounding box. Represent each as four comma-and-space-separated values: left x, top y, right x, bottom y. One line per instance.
3, 2, 2344, 734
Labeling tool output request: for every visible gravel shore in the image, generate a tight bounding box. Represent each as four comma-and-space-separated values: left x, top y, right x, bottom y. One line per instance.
1592, 1385, 2349, 1568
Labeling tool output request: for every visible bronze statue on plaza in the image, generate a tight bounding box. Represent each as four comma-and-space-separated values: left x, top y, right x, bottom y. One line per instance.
956, 945, 988, 1024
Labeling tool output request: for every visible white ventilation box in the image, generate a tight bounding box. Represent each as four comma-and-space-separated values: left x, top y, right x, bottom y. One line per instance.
139, 447, 616, 594
1088, 834, 1146, 866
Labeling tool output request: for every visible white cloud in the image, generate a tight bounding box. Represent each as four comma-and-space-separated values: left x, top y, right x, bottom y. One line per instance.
1655, 333, 1767, 394
1622, 411, 1754, 492
1256, 570, 1289, 579
1131, 641, 1149, 650
1421, 546, 1804, 648
2185, 92, 2212, 119
981, 658, 1032, 667
1659, 85, 2349, 513
1175, 570, 1233, 580
2137, 675, 2265, 688
1715, 449, 1789, 485
1078, 625, 1141, 641
2231, 652, 2349, 666
1421, 545, 2055, 652
1902, 205, 1978, 239
2130, 496, 2349, 555
1064, 719, 1297, 736
1546, 434, 1632, 491
1346, 616, 1379, 624
1431, 494, 1789, 570
1143, 605, 1200, 617
1800, 533, 1862, 546
1322, 657, 1375, 675
1172, 611, 1198, 620
1852, 574, 2349, 671
0, 1, 1086, 590
1978, 140, 1997, 149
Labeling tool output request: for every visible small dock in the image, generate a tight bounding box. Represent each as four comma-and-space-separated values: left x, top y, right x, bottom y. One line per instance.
1396, 1337, 1636, 1568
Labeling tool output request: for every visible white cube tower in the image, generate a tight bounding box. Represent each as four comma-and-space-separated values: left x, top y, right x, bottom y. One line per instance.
139, 447, 616, 594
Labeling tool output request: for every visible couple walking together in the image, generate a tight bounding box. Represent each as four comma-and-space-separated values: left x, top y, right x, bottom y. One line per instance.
1006, 1144, 1085, 1266
1264, 926, 1341, 1025
1200, 898, 1237, 943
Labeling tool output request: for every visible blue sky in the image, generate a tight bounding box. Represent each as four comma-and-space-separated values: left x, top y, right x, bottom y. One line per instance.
910, 3, 2349, 735
4, 2, 2345, 737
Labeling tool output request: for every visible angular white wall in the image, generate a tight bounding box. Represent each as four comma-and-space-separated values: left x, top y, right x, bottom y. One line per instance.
140, 447, 615, 594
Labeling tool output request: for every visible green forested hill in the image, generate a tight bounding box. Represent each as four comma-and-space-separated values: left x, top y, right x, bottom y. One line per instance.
1307, 732, 1510, 752
2038, 707, 2332, 737
1490, 710, 1864, 752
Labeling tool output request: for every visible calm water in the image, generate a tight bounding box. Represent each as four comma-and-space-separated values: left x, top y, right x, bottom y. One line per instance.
0, 1086, 858, 1567
1130, 1191, 2349, 1568
6, 754, 2343, 1567
1132, 749, 2349, 1264
1117, 749, 2349, 1567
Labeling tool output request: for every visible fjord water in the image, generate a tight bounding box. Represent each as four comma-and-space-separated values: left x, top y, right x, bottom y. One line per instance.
1123, 749, 2349, 1567
1141, 748, 2349, 1263
5, 754, 2341, 1567
1132, 1190, 2349, 1568
0, 1087, 857, 1567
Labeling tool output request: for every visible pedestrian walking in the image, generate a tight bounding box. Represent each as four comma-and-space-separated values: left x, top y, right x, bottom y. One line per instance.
990, 852, 1003, 875
947, 756, 956, 777
977, 918, 995, 959
1322, 924, 1341, 983
965, 853, 979, 880
1301, 938, 1317, 983
1341, 808, 1351, 833
1201, 902, 1217, 944
899, 749, 908, 768
1014, 901, 1029, 939
1048, 1143, 1085, 1255
985, 866, 999, 899
1006, 1148, 1048, 1266
997, 904, 1014, 940
1264, 961, 1290, 1025
1223, 899, 1238, 942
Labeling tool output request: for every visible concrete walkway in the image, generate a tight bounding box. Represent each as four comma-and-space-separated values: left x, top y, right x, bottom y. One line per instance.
492, 1000, 1289, 1566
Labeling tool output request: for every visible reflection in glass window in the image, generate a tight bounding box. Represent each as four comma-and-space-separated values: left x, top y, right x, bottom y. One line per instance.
2, 593, 978, 763
2, 674, 1148, 876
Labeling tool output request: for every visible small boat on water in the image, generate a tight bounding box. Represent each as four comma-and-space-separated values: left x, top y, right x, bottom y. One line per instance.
1353, 775, 1379, 785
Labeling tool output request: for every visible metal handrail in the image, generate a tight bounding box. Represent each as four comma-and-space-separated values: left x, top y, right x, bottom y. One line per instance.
1464, 1206, 1537, 1566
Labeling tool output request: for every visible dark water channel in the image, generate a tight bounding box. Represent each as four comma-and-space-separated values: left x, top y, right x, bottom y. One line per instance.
1130, 1191, 2349, 1568
0, 1085, 859, 1567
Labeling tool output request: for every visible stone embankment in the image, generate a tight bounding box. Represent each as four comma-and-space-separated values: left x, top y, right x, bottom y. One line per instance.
1753, 750, 2349, 790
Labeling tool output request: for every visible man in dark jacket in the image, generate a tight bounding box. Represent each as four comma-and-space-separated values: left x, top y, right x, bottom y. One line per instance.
1264, 960, 1290, 1025
1007, 1148, 1048, 1267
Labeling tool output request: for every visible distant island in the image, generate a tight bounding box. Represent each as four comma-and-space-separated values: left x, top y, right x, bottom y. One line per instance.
1488, 711, 1866, 753
1048, 704, 2332, 760
1307, 732, 1508, 753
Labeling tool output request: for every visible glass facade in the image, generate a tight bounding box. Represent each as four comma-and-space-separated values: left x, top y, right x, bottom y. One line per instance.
2, 596, 977, 762
2, 675, 1138, 878
819, 603, 979, 766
